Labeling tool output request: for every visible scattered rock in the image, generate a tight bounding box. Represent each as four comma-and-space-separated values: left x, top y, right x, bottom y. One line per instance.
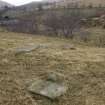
2, 58, 9, 63
14, 44, 49, 54
27, 72, 68, 100
15, 47, 35, 53
61, 45, 76, 50
46, 72, 66, 82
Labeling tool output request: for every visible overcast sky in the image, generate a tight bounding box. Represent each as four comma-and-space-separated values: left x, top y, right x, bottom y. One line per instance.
2, 0, 43, 6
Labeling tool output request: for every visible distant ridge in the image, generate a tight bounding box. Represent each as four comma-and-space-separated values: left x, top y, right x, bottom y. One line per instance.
15, 1, 49, 11
44, 0, 105, 8
0, 0, 13, 9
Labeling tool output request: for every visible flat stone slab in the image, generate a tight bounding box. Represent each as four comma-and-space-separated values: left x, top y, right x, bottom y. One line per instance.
15, 46, 37, 53
14, 44, 49, 54
27, 73, 68, 100
28, 79, 67, 99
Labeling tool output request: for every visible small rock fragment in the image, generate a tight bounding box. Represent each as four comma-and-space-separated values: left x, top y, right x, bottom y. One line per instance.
62, 45, 76, 50
46, 72, 65, 82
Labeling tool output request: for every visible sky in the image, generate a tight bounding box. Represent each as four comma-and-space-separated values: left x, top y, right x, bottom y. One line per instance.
2, 0, 43, 6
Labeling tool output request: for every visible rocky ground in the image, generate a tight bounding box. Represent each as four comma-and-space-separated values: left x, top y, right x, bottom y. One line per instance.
0, 31, 105, 105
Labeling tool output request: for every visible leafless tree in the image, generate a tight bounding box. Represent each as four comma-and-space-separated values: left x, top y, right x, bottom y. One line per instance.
5, 19, 38, 34
44, 10, 82, 38
58, 11, 82, 38
44, 13, 60, 36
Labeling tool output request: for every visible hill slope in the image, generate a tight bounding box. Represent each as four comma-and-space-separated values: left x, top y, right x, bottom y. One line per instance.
46, 0, 105, 8
0, 0, 13, 9
16, 1, 48, 11
80, 0, 105, 7
0, 31, 105, 105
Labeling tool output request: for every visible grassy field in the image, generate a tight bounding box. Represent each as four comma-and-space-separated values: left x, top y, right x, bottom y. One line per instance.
0, 31, 105, 105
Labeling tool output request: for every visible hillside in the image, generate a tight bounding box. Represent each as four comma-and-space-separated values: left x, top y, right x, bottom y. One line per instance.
0, 31, 105, 105
16, 1, 49, 11
1, 0, 105, 13
2, 1, 49, 17
3, 0, 105, 18
80, 0, 105, 7
46, 0, 105, 8
0, 0, 13, 9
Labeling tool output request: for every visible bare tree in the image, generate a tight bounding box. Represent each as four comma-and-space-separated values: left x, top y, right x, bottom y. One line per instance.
44, 10, 82, 38
0, 7, 9, 16
58, 11, 82, 38
44, 12, 60, 36
88, 3, 93, 8
37, 4, 43, 11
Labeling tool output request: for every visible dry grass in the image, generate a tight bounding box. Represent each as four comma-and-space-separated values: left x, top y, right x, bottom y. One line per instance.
80, 0, 105, 7
74, 28, 105, 47
0, 31, 105, 105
